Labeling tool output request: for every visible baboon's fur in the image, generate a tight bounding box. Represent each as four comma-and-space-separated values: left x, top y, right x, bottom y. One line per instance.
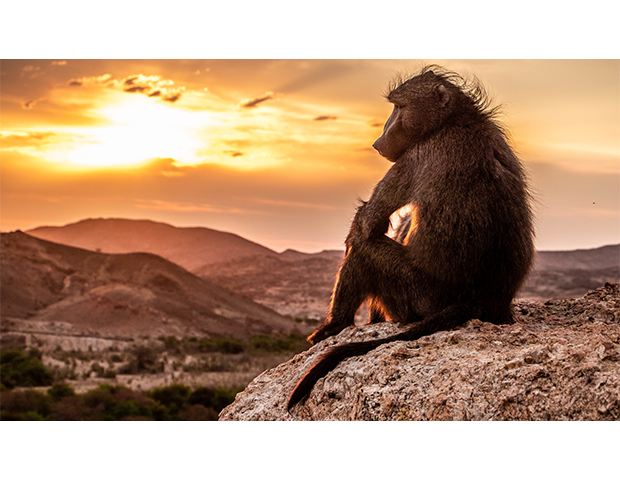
288, 66, 535, 411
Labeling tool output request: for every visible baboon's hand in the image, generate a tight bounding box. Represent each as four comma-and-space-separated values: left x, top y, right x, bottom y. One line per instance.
345, 202, 370, 250
307, 321, 347, 344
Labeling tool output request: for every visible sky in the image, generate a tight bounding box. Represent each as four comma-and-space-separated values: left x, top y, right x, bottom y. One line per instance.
1, 59, 619, 252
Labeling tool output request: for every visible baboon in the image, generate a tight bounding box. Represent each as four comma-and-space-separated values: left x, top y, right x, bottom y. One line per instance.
288, 65, 535, 410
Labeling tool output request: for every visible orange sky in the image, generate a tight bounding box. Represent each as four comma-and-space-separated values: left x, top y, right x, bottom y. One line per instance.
1, 59, 619, 252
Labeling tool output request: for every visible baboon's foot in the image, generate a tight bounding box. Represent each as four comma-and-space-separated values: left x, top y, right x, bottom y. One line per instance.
306, 321, 348, 345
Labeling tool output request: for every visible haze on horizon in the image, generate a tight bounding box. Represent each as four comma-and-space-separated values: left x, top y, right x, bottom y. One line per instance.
1, 59, 618, 253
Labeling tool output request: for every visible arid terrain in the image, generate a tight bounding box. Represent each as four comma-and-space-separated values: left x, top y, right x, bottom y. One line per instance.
28, 218, 620, 322
3, 218, 619, 400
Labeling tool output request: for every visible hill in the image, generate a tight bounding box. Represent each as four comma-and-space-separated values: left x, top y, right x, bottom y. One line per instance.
534, 244, 619, 270
197, 250, 345, 321
1, 231, 294, 339
21, 217, 620, 316
27, 218, 278, 272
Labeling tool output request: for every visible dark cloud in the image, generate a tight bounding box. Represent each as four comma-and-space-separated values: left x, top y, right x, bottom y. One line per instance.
22, 100, 39, 109
67, 74, 112, 87
239, 91, 275, 108
65, 73, 184, 103
124, 85, 150, 93
224, 150, 244, 157
313, 115, 337, 121
124, 76, 139, 86
163, 93, 181, 103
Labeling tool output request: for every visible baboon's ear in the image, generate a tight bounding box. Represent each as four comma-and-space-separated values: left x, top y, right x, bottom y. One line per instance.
434, 84, 450, 107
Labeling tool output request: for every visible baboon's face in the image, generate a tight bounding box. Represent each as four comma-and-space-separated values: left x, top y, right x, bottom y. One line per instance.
373, 75, 452, 162
372, 104, 411, 162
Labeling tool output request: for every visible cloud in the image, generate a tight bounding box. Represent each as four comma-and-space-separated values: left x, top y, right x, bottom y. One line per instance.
223, 150, 244, 157
313, 115, 337, 121
239, 91, 275, 108
0, 131, 56, 146
51, 61, 67, 66
21, 99, 40, 109
67, 73, 185, 103
21, 65, 44, 79
68, 74, 113, 87
163, 93, 181, 103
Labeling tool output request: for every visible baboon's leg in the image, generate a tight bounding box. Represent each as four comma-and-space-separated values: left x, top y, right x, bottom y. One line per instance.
368, 299, 387, 324
308, 236, 427, 344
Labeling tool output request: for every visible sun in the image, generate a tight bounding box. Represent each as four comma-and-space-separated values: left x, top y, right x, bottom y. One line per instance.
49, 95, 208, 168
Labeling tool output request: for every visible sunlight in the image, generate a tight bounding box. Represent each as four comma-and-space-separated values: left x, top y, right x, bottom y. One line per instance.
49, 95, 209, 168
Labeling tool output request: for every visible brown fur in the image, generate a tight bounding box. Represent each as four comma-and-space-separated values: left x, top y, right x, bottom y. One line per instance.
288, 66, 535, 411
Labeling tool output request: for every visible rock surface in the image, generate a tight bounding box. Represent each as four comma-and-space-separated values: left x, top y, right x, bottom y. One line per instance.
219, 283, 620, 420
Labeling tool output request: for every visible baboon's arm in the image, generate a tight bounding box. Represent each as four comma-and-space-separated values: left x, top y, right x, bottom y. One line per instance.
353, 161, 415, 241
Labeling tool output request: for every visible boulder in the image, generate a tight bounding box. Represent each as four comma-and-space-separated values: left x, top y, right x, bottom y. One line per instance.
220, 283, 620, 420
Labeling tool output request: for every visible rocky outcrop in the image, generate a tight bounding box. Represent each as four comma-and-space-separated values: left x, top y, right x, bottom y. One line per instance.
220, 283, 620, 420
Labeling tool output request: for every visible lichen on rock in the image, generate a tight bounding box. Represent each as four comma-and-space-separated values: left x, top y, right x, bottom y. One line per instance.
219, 283, 620, 421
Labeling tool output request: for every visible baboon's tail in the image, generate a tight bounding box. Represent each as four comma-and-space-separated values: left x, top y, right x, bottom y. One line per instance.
287, 304, 470, 411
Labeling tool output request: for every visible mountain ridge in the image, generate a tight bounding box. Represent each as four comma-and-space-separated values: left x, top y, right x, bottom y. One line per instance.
26, 218, 279, 273
1, 231, 295, 339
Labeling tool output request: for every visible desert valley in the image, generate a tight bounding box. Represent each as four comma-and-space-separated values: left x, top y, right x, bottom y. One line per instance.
2, 218, 619, 419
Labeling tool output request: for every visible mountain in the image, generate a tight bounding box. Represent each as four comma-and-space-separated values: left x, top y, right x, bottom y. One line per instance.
1, 231, 294, 339
20, 217, 620, 315
27, 218, 278, 273
534, 244, 619, 270
199, 245, 620, 317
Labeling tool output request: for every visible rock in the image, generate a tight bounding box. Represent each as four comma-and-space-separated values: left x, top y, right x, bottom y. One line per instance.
220, 283, 620, 420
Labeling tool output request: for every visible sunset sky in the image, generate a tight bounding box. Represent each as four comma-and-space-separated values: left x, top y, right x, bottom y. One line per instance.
1, 59, 618, 252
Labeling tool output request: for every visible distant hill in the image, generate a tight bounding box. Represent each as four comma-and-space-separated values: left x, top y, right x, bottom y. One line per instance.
20, 217, 620, 315
199, 244, 620, 317
534, 244, 619, 270
197, 250, 345, 321
1, 231, 294, 339
27, 218, 278, 273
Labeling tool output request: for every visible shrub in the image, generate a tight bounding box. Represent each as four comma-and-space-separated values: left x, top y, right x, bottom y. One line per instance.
198, 337, 245, 354
134, 346, 163, 373
249, 333, 308, 353
162, 336, 181, 352
0, 389, 53, 420
188, 386, 242, 413
119, 346, 163, 374
48, 383, 76, 402
178, 404, 218, 421
149, 384, 191, 417
1, 350, 54, 390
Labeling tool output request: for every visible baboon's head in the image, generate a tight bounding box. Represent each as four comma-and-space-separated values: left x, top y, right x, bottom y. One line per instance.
373, 66, 494, 162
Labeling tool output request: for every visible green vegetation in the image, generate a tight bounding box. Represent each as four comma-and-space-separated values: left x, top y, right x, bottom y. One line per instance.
0, 331, 307, 420
294, 317, 320, 326
0, 383, 241, 421
197, 337, 245, 354
1, 350, 54, 390
249, 333, 308, 353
